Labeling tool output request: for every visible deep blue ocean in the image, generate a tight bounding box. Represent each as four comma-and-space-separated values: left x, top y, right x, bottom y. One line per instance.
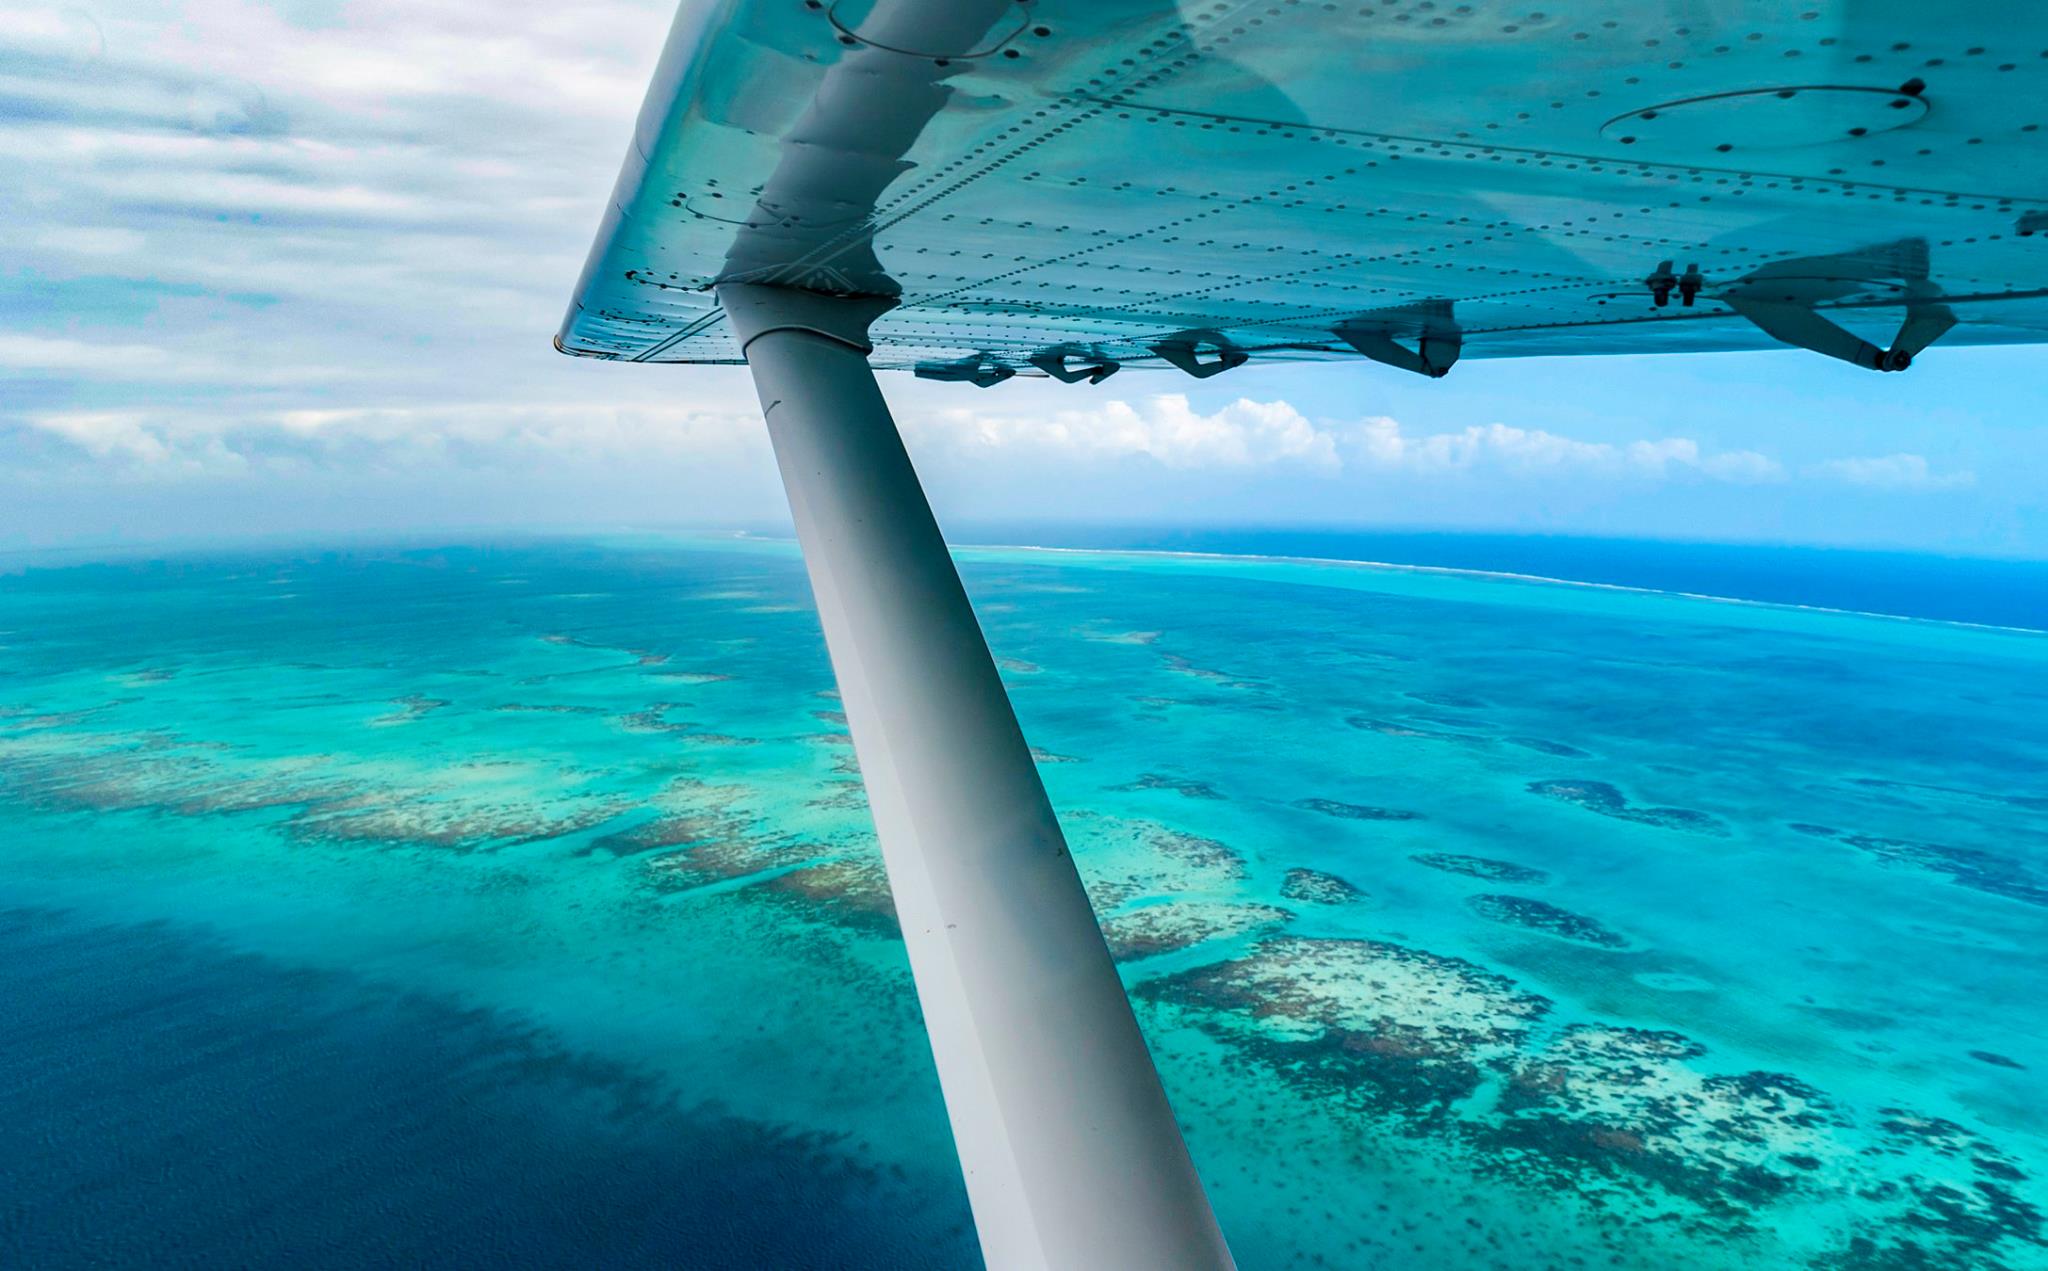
956, 525, 2048, 632
3, 532, 2044, 1269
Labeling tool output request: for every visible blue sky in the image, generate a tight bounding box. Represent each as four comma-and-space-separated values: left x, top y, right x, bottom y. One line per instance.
3, 0, 2043, 557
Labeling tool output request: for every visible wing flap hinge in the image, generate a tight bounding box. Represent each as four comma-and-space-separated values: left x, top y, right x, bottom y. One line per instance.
1029, 345, 1121, 384
1150, 330, 1248, 379
1723, 295, 1956, 372
914, 352, 1015, 387
1332, 301, 1461, 377
1716, 239, 1955, 372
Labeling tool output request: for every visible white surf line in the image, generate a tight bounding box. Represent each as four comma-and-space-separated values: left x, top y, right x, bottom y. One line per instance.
944, 540, 2048, 639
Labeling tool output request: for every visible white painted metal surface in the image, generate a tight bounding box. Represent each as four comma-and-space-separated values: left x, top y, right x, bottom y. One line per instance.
563, 1, 2048, 373
555, 0, 2048, 1263
723, 281, 1234, 1271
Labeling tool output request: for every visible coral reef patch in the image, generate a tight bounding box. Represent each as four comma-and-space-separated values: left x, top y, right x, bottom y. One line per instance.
1411, 853, 1551, 885
1281, 868, 1368, 905
1527, 778, 1727, 835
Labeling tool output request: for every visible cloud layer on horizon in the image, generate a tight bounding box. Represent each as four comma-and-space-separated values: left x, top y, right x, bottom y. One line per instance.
0, 0, 2028, 551
9, 390, 1976, 500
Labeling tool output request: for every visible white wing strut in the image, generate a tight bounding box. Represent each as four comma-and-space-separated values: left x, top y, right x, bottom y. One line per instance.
722, 282, 1233, 1271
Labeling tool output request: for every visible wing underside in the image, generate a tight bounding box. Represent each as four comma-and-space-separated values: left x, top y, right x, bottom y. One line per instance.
558, 0, 2048, 376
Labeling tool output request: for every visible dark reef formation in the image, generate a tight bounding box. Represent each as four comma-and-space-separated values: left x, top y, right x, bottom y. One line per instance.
1160, 653, 1255, 687
1280, 868, 1368, 905
370, 695, 450, 726
1138, 937, 1552, 1112
1796, 823, 2048, 909
1101, 901, 1291, 961
1479, 1025, 1841, 1216
617, 703, 696, 734
1467, 894, 1631, 948
0, 721, 630, 853
1836, 1111, 2047, 1267
1135, 935, 2046, 1269
585, 811, 745, 859
1509, 736, 1590, 758
806, 781, 868, 813
1294, 798, 1423, 822
1110, 773, 1225, 800
1346, 716, 1483, 744
1408, 691, 1487, 709
647, 669, 734, 684
1412, 853, 1551, 885
1065, 814, 1250, 915
1850, 776, 2048, 814
1841, 834, 2048, 909
1526, 778, 1727, 835
758, 858, 901, 937
1146, 828, 1246, 880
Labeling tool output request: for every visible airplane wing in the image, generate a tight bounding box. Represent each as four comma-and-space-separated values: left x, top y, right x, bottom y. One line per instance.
557, 0, 2048, 378
555, 6, 2048, 1267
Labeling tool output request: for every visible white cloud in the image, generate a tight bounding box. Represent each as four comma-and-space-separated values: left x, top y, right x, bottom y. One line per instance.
0, 0, 2023, 551
26, 411, 171, 461
1342, 418, 1619, 472
1807, 453, 1976, 490
910, 395, 1789, 484
33, 225, 149, 257
0, 334, 175, 372
918, 394, 1340, 471
1700, 449, 1786, 482
0, 334, 356, 386
9, 380, 1976, 518
15, 399, 767, 481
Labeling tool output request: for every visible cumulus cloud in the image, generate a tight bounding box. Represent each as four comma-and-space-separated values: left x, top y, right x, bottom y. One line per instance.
1698, 449, 1789, 483
908, 395, 1789, 485
1, 372, 1975, 522
1807, 453, 1976, 491
916, 395, 1341, 471
0, 0, 2020, 551
1342, 419, 1787, 482
1343, 418, 1609, 472
11, 398, 767, 481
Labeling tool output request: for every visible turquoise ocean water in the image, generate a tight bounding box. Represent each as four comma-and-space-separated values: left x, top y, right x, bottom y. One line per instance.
2, 535, 2044, 1269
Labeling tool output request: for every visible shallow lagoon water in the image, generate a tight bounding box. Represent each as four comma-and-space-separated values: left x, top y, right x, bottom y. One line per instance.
2, 536, 2044, 1269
